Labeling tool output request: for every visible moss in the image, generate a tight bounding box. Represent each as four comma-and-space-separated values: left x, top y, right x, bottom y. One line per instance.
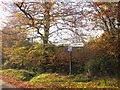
1, 69, 34, 81
30, 73, 67, 83
30, 73, 119, 88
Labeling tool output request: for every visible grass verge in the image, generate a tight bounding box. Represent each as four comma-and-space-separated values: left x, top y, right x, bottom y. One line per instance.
0, 69, 34, 81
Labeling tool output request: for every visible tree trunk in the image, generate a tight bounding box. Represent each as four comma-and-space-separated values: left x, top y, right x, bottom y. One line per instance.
43, 2, 51, 44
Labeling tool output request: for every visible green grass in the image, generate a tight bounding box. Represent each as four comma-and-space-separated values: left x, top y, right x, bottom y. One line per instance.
1, 69, 34, 81
1, 69, 119, 88
30, 73, 119, 88
30, 73, 67, 83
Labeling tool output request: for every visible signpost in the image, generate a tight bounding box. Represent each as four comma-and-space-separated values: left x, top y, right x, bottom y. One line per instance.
68, 45, 72, 75
67, 43, 84, 74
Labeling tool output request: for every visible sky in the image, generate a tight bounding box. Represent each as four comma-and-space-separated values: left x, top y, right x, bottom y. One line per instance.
0, 0, 12, 30
0, 1, 6, 30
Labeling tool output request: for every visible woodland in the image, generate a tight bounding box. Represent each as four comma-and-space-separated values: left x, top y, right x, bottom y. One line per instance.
0, 1, 120, 88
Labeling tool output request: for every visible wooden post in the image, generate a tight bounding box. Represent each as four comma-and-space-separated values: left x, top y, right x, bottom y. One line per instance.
69, 51, 72, 75
68, 45, 72, 75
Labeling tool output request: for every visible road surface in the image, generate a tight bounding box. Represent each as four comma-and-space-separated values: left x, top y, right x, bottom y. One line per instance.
0, 79, 14, 89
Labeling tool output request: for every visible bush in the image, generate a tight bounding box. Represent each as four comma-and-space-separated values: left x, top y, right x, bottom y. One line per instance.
85, 58, 118, 78
5, 44, 57, 73
1, 69, 35, 81
72, 62, 85, 74
3, 44, 87, 74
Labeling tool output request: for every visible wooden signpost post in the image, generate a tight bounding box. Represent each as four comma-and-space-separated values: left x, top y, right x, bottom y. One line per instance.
68, 45, 72, 75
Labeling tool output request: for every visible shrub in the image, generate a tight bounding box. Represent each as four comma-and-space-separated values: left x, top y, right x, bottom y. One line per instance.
72, 62, 85, 74
3, 44, 87, 74
85, 58, 118, 78
1, 69, 35, 81
5, 44, 57, 73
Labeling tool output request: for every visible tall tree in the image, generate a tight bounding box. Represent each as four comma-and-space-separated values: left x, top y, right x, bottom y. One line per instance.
12, 1, 90, 44
90, 2, 119, 35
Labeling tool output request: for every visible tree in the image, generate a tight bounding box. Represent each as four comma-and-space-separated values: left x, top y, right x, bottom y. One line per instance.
1, 19, 31, 64
90, 2, 120, 78
12, 1, 91, 44
90, 2, 119, 35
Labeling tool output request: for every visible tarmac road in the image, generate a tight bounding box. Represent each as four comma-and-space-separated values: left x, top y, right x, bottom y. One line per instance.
0, 79, 14, 90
